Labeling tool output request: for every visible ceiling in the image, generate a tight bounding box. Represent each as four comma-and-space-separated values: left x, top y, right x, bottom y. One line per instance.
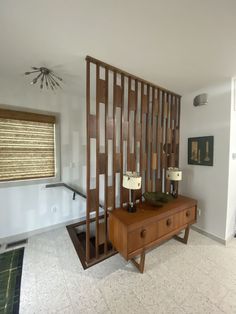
0, 0, 236, 95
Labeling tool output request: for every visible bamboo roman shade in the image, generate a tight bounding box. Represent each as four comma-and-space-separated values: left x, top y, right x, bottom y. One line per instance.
0, 109, 56, 182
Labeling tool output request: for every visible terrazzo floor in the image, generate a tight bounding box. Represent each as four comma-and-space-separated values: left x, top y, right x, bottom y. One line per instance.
19, 228, 236, 314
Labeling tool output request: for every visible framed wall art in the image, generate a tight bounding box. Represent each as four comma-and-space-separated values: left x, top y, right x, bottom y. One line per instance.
188, 136, 214, 166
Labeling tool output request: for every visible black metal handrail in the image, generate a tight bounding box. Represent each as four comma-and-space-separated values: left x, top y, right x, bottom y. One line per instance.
45, 182, 104, 208
46, 182, 86, 200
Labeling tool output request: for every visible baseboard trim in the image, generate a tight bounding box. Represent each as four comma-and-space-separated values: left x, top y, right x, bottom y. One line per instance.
0, 216, 86, 245
225, 233, 235, 246
191, 225, 226, 245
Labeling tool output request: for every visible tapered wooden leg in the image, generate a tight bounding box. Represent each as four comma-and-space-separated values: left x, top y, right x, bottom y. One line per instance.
174, 225, 190, 244
131, 250, 145, 273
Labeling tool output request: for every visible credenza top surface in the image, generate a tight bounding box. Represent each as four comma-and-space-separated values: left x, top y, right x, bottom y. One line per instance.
109, 195, 197, 227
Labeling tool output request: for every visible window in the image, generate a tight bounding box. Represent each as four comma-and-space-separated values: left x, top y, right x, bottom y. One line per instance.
0, 108, 56, 182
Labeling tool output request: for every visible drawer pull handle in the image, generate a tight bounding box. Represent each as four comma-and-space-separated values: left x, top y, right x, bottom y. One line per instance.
186, 210, 190, 217
166, 218, 172, 226
140, 229, 147, 238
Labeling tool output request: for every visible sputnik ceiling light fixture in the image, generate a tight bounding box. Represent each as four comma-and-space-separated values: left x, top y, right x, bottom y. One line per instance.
25, 67, 63, 90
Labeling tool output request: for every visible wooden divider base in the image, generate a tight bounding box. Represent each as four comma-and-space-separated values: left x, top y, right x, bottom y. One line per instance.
67, 219, 117, 269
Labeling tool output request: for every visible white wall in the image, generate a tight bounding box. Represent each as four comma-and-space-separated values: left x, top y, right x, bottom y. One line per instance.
0, 74, 87, 239
226, 78, 236, 240
179, 79, 232, 241
1, 70, 235, 243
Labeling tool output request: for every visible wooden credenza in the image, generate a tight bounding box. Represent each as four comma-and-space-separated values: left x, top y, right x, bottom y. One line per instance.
108, 195, 197, 273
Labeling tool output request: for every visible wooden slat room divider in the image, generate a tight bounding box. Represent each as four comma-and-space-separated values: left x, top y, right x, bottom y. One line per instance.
85, 56, 181, 265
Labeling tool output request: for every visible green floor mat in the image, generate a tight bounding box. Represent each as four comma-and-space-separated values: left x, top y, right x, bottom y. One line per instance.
0, 248, 24, 314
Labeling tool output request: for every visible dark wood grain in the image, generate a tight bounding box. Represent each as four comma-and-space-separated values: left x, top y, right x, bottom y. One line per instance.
104, 68, 109, 254
86, 56, 181, 265
95, 65, 100, 258
86, 55, 181, 98
86, 60, 91, 261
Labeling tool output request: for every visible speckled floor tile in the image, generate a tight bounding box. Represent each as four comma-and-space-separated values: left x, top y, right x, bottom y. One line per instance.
146, 299, 187, 314
218, 290, 236, 313
19, 228, 236, 314
180, 291, 224, 314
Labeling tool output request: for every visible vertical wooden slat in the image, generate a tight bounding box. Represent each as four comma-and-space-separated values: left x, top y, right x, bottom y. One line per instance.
176, 96, 181, 166
140, 82, 144, 193
174, 96, 181, 195
145, 85, 150, 191
172, 95, 178, 167
172, 95, 177, 167
112, 73, 117, 210
169, 93, 173, 148
134, 80, 138, 171
162, 92, 167, 192
151, 88, 155, 192
163, 93, 167, 192
167, 94, 173, 173
86, 60, 91, 262
156, 89, 161, 191
95, 65, 100, 258
133, 80, 139, 201
165, 93, 170, 193
159, 90, 164, 192
104, 68, 108, 254
120, 74, 124, 207
148, 87, 153, 192
127, 77, 131, 171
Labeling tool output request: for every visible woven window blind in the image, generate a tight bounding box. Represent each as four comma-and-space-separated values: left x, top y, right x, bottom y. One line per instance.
0, 109, 56, 182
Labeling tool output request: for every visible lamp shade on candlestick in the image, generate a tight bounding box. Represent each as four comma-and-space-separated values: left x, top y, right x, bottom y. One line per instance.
166, 167, 182, 198
123, 172, 142, 190
166, 168, 182, 181
122, 172, 142, 213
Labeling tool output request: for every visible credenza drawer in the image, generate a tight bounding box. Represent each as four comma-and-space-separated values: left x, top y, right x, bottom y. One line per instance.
157, 214, 178, 237
127, 207, 196, 254
128, 222, 158, 253
128, 212, 179, 253
181, 206, 196, 225
109, 196, 197, 271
